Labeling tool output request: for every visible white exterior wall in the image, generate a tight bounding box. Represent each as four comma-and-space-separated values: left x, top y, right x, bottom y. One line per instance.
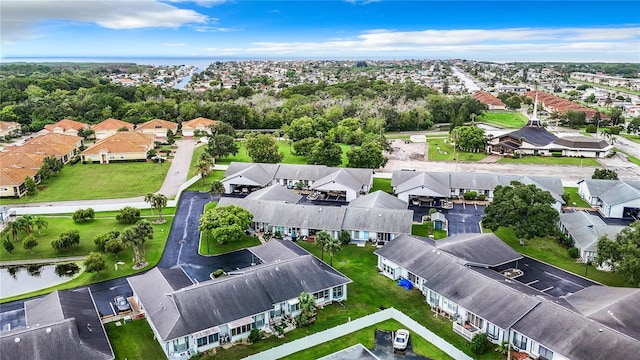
606, 198, 640, 218
577, 181, 598, 206
377, 256, 400, 280
222, 177, 262, 193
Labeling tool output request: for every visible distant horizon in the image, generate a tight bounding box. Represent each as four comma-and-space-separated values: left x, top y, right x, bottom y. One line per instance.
2, 1, 639, 62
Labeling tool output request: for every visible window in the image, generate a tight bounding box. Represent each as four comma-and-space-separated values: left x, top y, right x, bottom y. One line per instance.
407, 272, 419, 285
254, 314, 265, 328
109, 155, 115, 160
314, 289, 329, 300
231, 324, 253, 336
442, 298, 458, 314
428, 291, 440, 307
539, 346, 554, 360
289, 302, 300, 313
354, 231, 360, 239
468, 312, 484, 329
119, 155, 125, 160
512, 332, 528, 351
333, 285, 343, 299
197, 333, 219, 347
486, 323, 500, 340
382, 263, 395, 276
173, 337, 189, 352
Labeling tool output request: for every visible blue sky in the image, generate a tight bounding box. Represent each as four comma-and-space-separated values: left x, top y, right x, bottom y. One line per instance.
2, 0, 639, 62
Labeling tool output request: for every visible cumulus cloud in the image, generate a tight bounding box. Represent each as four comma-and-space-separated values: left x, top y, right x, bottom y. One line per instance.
244, 27, 640, 61
1, 0, 207, 44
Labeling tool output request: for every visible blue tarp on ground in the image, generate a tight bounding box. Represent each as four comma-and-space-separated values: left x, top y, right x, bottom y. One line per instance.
398, 278, 413, 291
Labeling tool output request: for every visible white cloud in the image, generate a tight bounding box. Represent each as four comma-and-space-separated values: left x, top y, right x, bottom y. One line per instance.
1, 0, 208, 44
163, 0, 227, 7
344, 0, 381, 5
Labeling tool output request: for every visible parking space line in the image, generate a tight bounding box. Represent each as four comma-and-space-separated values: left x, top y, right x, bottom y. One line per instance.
525, 280, 539, 286
540, 286, 554, 292
110, 302, 117, 316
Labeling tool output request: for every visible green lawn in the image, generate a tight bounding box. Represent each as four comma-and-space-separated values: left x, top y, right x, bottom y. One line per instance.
427, 139, 487, 162
105, 319, 166, 360
494, 227, 626, 287
620, 134, 640, 144
371, 178, 392, 194
477, 112, 528, 129
185, 170, 226, 192
0, 162, 169, 205
497, 156, 600, 166
411, 223, 448, 240
282, 319, 453, 360
200, 233, 261, 256
1, 211, 174, 303
614, 148, 640, 166
563, 187, 591, 208
384, 133, 412, 140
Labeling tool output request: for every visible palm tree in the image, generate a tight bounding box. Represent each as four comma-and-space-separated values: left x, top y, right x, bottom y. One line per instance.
314, 231, 331, 261
152, 194, 168, 222
20, 215, 34, 235
133, 220, 154, 265
144, 192, 155, 218
6, 221, 22, 241
194, 159, 213, 185
31, 216, 48, 235
324, 237, 341, 267
296, 291, 317, 326
209, 180, 225, 198
119, 227, 140, 265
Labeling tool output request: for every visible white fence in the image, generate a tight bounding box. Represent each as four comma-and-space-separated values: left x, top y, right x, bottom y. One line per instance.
244, 307, 473, 360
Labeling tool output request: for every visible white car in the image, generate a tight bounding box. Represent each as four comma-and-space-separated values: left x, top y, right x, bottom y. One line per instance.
393, 329, 410, 351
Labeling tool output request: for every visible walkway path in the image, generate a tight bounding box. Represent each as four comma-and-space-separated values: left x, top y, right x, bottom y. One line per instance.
244, 308, 472, 360
157, 140, 196, 197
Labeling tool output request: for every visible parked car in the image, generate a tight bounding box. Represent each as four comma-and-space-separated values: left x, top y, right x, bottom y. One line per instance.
114, 295, 131, 312
393, 329, 410, 351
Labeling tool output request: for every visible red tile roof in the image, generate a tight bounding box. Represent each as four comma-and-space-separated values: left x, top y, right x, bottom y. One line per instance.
81, 132, 155, 155
44, 118, 88, 132
472, 91, 505, 107
92, 118, 134, 131
135, 119, 179, 132
182, 117, 218, 129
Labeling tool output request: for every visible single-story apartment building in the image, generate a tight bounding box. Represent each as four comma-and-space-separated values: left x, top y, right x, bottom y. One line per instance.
181, 117, 218, 137
92, 118, 134, 140
0, 152, 45, 197
374, 234, 640, 360
577, 179, 640, 219
41, 118, 89, 137
128, 240, 350, 359
559, 211, 626, 262
4, 133, 83, 164
135, 118, 179, 139
81, 132, 155, 164
0, 288, 114, 360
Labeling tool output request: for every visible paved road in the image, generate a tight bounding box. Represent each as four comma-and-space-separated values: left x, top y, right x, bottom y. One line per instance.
157, 140, 196, 197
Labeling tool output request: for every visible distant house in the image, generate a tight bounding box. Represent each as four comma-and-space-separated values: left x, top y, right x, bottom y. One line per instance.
42, 118, 89, 137
222, 163, 373, 202
0, 121, 21, 137
3, 133, 83, 164
128, 240, 350, 359
577, 179, 640, 219
0, 288, 114, 360
81, 132, 155, 164
0, 152, 45, 198
92, 118, 134, 140
559, 211, 626, 261
181, 117, 218, 137
135, 118, 178, 139
472, 91, 505, 110
374, 234, 640, 359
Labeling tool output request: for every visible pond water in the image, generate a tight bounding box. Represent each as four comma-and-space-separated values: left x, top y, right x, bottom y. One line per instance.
0, 263, 82, 299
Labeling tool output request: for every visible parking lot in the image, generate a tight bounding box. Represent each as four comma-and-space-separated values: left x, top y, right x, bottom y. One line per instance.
371, 329, 432, 360
410, 203, 485, 235
496, 256, 597, 298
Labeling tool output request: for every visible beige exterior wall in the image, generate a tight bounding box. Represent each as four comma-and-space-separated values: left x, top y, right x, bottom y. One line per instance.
94, 130, 118, 140
83, 151, 148, 164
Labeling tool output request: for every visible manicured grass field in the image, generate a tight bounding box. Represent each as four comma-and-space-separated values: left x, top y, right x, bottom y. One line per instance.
494, 227, 626, 287
497, 156, 600, 166
199, 233, 262, 256
282, 319, 453, 360
105, 319, 166, 360
0, 162, 168, 205
477, 112, 528, 129
620, 134, 640, 144
0, 210, 173, 303
185, 169, 226, 192
371, 178, 392, 194
427, 139, 487, 162
411, 223, 448, 240
563, 187, 591, 208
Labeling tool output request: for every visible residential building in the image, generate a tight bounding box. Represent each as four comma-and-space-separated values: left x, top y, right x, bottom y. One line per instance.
41, 118, 89, 137
472, 91, 506, 110
128, 240, 350, 359
0, 288, 114, 360
135, 118, 178, 139
92, 118, 134, 140
391, 170, 565, 211
559, 211, 626, 262
0, 151, 45, 198
81, 132, 155, 164
577, 179, 640, 219
181, 117, 218, 137
374, 234, 640, 360
222, 163, 373, 202
3, 133, 83, 164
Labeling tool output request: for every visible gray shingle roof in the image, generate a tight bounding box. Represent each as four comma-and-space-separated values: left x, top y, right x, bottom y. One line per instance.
274, 164, 334, 181
502, 126, 558, 146
394, 172, 450, 196
249, 239, 310, 263
130, 254, 351, 342
245, 184, 302, 203
342, 207, 413, 234
512, 299, 640, 360
311, 168, 369, 192
560, 211, 625, 251
553, 136, 611, 149
578, 179, 621, 198
435, 233, 522, 267
1, 288, 114, 360
223, 163, 280, 186
599, 181, 640, 206
564, 286, 640, 340
374, 235, 539, 329
348, 191, 408, 209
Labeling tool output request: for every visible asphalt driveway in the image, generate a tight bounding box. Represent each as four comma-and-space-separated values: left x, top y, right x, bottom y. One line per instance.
410, 203, 485, 235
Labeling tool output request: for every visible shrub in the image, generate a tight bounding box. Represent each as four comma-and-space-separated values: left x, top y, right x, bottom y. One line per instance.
72, 208, 95, 223
116, 206, 141, 224
477, 194, 486, 201
608, 126, 620, 135
3, 237, 15, 254
51, 230, 80, 251
557, 233, 575, 248
248, 328, 261, 343
463, 191, 477, 200
568, 247, 580, 259
470, 333, 490, 354
512, 152, 520, 159
339, 230, 351, 245
585, 124, 597, 133
551, 152, 563, 157
213, 269, 224, 278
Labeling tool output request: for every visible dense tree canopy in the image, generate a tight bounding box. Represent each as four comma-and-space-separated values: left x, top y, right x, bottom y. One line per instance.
482, 181, 559, 244
245, 133, 283, 163
199, 205, 254, 245
206, 134, 238, 159
346, 140, 388, 169
307, 137, 343, 167
450, 125, 487, 152
596, 221, 640, 287
592, 168, 619, 180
